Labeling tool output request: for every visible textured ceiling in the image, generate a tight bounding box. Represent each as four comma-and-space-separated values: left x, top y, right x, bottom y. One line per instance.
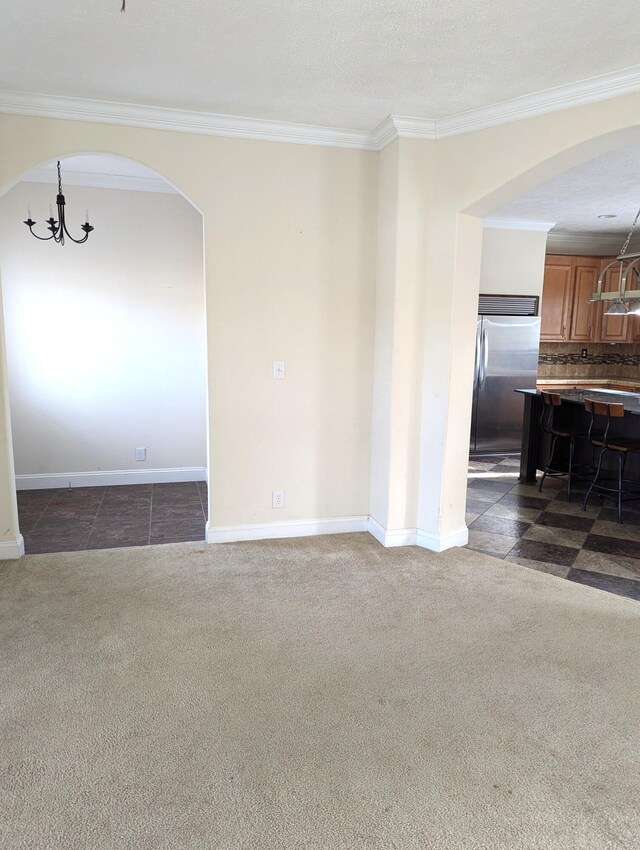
2, 0, 640, 129
488, 145, 640, 238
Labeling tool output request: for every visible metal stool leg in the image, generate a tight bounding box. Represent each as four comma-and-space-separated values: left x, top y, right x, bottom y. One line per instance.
539, 434, 559, 493
567, 435, 575, 502
617, 452, 627, 524
583, 446, 606, 512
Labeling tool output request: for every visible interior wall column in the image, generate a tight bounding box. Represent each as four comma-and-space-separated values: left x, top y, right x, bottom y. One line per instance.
369, 138, 435, 544
415, 209, 484, 550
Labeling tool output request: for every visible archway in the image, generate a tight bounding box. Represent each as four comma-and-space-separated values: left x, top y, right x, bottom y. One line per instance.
437, 125, 640, 552
0, 152, 209, 556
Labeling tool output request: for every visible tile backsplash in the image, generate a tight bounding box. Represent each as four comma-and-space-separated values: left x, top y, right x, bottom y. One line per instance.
538, 343, 640, 380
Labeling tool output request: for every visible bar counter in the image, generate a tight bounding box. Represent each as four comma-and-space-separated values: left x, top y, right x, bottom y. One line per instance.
516, 388, 640, 484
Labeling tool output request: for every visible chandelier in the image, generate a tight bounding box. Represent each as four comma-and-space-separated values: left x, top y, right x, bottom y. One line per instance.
590, 206, 640, 315
23, 161, 94, 245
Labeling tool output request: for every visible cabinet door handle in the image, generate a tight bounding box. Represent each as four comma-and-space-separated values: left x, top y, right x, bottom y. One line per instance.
562, 325, 566, 337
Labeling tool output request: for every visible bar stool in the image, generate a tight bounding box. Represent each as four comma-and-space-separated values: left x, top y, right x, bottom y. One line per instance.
538, 391, 590, 501
582, 398, 640, 523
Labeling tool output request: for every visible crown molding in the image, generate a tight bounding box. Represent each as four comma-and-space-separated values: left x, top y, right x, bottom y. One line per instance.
372, 114, 437, 149
21, 167, 177, 194
371, 116, 398, 149
483, 218, 556, 232
2, 63, 640, 151
392, 115, 437, 140
0, 90, 378, 151
436, 64, 640, 138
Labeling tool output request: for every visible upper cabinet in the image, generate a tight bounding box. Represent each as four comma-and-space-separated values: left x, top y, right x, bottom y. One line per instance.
540, 260, 573, 340
597, 263, 629, 342
569, 262, 599, 341
542, 254, 639, 342
541, 256, 598, 341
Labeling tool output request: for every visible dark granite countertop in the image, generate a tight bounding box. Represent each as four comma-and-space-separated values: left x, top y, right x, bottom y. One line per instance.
516, 387, 640, 414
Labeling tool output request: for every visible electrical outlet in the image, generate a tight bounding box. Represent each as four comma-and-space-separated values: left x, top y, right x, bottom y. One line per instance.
581, 348, 588, 360
272, 489, 285, 508
135, 447, 146, 461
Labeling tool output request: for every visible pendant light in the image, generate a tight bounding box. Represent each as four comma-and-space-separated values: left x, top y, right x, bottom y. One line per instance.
591, 205, 640, 313
604, 300, 629, 315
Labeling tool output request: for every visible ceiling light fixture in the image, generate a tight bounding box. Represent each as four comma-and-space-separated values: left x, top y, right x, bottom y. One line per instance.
590, 206, 640, 314
23, 161, 94, 245
598, 214, 617, 219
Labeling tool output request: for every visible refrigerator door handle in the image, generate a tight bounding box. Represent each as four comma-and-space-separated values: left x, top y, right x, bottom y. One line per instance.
473, 324, 481, 387
480, 329, 488, 389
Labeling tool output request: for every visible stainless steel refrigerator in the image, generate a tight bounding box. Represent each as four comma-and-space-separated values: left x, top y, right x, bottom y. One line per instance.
470, 295, 540, 455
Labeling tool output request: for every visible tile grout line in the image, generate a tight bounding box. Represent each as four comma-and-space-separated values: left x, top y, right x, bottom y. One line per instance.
197, 481, 206, 521
148, 484, 154, 546
85, 487, 108, 550
25, 489, 58, 534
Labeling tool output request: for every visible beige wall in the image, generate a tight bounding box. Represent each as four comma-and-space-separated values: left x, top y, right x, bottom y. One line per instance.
0, 181, 206, 482
480, 227, 549, 299
2, 92, 640, 552
0, 116, 378, 543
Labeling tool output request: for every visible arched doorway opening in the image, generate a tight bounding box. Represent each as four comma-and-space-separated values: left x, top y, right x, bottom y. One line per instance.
0, 153, 209, 555
457, 128, 640, 589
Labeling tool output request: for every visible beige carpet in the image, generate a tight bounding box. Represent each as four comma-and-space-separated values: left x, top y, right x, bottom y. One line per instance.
1, 534, 639, 849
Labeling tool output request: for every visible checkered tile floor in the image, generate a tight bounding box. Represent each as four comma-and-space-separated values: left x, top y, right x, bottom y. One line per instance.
465, 455, 640, 602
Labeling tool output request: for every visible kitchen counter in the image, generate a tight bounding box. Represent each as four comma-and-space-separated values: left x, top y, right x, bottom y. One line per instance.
519, 387, 640, 415
515, 387, 640, 483
537, 378, 640, 391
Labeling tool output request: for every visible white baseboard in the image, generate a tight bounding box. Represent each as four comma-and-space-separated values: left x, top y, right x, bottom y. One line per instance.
207, 515, 368, 544
0, 534, 25, 560
416, 525, 469, 552
15, 467, 208, 491
367, 517, 417, 547
368, 517, 468, 551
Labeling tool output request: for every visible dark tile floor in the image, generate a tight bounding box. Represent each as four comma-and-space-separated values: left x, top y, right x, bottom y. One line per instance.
17, 482, 207, 554
465, 455, 640, 602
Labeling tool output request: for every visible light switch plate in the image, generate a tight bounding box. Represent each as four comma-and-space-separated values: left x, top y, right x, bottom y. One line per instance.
272, 360, 285, 379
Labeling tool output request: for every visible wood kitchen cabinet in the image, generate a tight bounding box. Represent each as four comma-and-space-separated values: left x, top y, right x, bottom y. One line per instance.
540, 259, 573, 340
541, 255, 599, 341
569, 262, 599, 341
596, 262, 630, 342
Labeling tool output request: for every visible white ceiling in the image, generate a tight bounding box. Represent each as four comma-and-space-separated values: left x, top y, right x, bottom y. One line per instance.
8, 3, 640, 248
2, 0, 640, 130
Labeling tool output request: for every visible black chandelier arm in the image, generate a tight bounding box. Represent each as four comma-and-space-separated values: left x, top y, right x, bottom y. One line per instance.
23, 218, 57, 241
60, 221, 94, 244
56, 194, 94, 243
